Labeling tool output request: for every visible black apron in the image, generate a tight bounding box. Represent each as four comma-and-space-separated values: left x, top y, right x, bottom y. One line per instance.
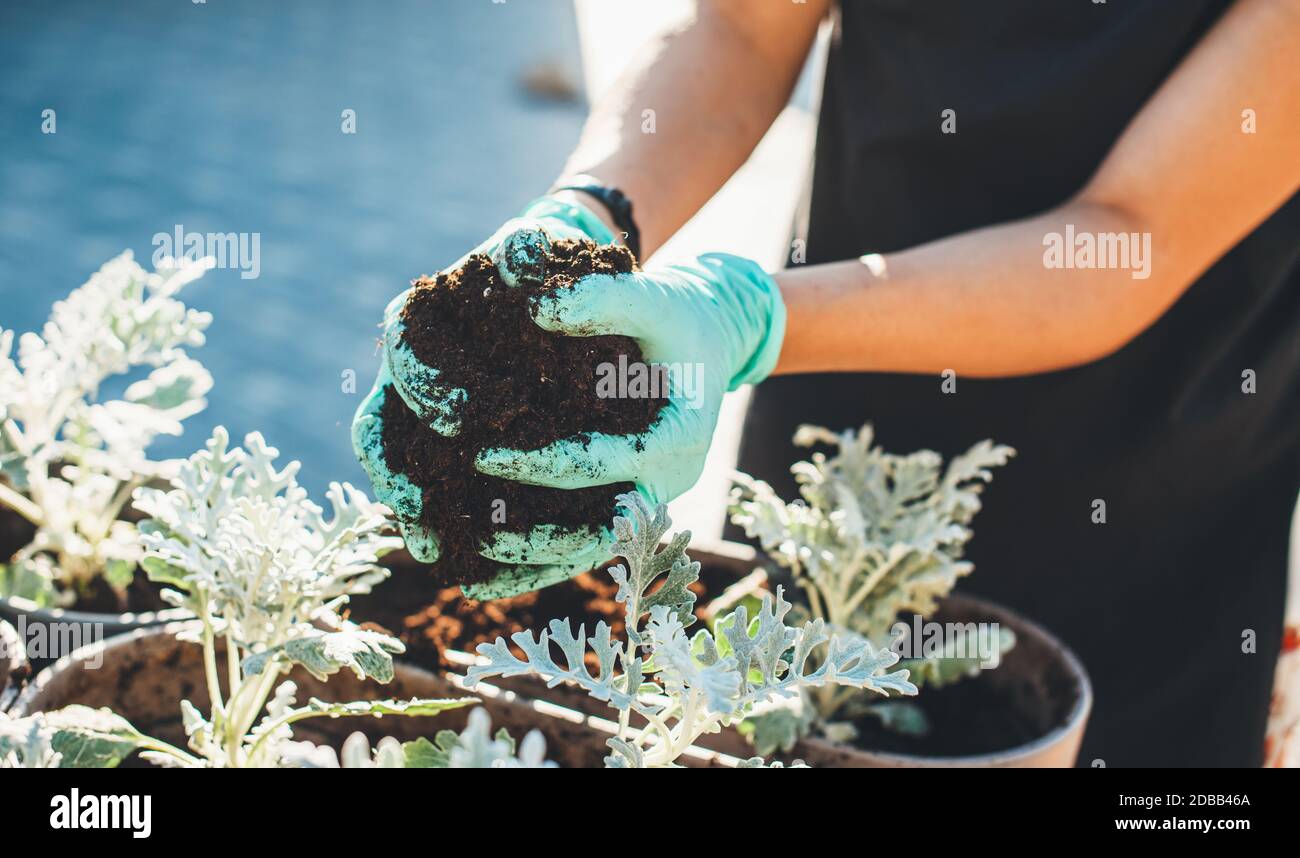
737, 0, 1300, 767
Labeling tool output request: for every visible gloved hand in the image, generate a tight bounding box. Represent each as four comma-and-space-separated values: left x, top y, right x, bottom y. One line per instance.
474, 247, 786, 508
352, 197, 618, 597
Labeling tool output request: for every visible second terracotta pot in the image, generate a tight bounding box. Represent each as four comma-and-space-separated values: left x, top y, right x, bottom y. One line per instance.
786, 593, 1093, 768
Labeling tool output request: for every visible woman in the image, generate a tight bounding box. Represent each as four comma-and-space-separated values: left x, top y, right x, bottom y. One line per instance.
356, 0, 1300, 766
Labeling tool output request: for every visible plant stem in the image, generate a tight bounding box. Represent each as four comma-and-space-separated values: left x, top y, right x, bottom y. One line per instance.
198, 595, 226, 718
137, 735, 204, 767
805, 580, 827, 625
225, 664, 281, 763
99, 477, 140, 535
841, 550, 903, 624
0, 417, 27, 456
226, 634, 241, 698
0, 481, 42, 526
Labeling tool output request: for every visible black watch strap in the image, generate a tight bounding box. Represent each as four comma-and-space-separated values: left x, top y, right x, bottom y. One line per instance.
550, 175, 641, 260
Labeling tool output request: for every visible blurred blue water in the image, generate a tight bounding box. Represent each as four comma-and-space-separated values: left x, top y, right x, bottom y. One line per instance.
0, 0, 587, 498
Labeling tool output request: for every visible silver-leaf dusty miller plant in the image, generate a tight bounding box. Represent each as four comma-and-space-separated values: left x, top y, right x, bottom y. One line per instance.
466, 492, 915, 768
26, 428, 474, 767
730, 423, 1014, 753
0, 252, 213, 606
283, 707, 555, 768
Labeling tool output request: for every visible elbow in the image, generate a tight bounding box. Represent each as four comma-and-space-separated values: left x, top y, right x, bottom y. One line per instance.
1036, 197, 1199, 369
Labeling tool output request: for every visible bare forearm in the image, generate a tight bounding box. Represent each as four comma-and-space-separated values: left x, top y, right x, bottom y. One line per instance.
558, 2, 824, 257
776, 201, 1196, 378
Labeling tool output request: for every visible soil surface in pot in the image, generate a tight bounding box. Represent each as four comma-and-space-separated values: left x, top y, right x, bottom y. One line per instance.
848, 654, 1079, 757
381, 239, 667, 589
0, 507, 167, 614
348, 556, 738, 673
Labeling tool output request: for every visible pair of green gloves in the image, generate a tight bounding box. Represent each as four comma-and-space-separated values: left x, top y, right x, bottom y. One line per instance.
352, 196, 785, 598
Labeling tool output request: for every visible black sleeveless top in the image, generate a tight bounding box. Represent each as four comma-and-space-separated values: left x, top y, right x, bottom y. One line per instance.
737, 0, 1299, 766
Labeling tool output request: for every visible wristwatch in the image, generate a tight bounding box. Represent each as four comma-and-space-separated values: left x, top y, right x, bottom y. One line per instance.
550, 174, 642, 260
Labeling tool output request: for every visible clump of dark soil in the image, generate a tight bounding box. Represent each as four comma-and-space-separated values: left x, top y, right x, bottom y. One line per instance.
381, 239, 666, 587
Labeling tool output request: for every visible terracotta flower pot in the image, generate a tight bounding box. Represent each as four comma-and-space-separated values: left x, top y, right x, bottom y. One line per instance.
1, 618, 28, 712
12, 622, 741, 768
789, 593, 1092, 768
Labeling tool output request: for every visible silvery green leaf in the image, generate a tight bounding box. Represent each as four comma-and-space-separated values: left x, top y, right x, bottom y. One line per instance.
737, 693, 815, 757
124, 357, 212, 418
401, 735, 450, 768
139, 556, 188, 588
604, 737, 646, 769
417, 708, 556, 769
179, 699, 207, 738
0, 557, 63, 607
900, 624, 1016, 689
36, 705, 148, 768
103, 557, 135, 592
372, 736, 406, 768
607, 491, 698, 643
0, 453, 29, 492
796, 625, 917, 696
860, 700, 930, 737
645, 606, 740, 714
335, 732, 406, 769
466, 619, 636, 712
721, 587, 918, 708
294, 696, 478, 719
277, 741, 342, 769
242, 629, 405, 683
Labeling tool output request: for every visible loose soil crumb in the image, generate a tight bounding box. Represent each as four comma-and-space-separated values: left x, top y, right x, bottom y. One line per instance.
381, 239, 666, 587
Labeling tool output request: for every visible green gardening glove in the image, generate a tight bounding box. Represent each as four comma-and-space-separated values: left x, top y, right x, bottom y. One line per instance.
352, 198, 619, 597
474, 243, 786, 508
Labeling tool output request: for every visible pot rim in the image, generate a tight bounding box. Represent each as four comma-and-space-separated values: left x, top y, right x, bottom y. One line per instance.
0, 593, 192, 630
12, 620, 199, 716
823, 591, 1094, 767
